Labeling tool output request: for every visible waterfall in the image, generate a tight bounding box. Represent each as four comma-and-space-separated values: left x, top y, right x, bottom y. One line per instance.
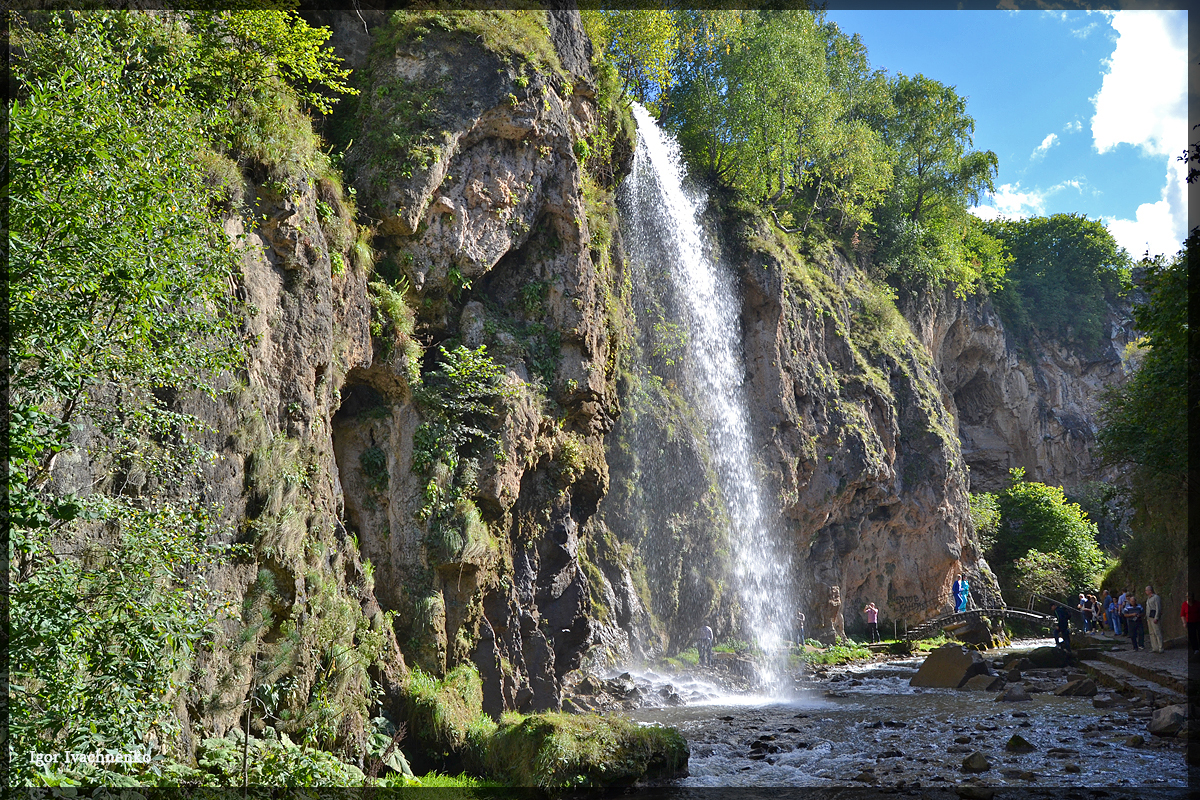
619, 103, 793, 686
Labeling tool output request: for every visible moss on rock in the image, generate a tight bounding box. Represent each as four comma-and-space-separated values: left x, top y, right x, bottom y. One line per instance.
484, 711, 688, 788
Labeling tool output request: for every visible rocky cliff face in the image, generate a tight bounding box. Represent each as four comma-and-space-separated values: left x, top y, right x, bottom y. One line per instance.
905, 289, 1135, 493
314, 9, 636, 715
719, 206, 998, 639
67, 10, 1133, 741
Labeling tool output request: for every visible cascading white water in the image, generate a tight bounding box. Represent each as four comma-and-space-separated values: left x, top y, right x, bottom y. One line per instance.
621, 103, 793, 686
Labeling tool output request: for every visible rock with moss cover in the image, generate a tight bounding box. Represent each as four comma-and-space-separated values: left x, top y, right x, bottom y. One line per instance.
484, 712, 688, 787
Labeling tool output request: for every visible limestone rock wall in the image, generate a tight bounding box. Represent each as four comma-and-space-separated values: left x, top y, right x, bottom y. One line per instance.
904, 288, 1135, 493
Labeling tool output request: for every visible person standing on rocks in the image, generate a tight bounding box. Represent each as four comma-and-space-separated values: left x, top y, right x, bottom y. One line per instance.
863, 602, 880, 643
1182, 593, 1198, 655
1144, 585, 1163, 653
954, 575, 970, 612
697, 624, 714, 667
1051, 601, 1072, 651
795, 611, 806, 650
1122, 596, 1145, 651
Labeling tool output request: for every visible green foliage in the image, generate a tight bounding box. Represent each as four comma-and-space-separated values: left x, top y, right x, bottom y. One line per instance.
402, 664, 495, 765
368, 278, 422, 385
969, 491, 1001, 553
884, 73, 997, 226
11, 505, 228, 776
803, 640, 874, 666
987, 213, 1131, 348
190, 8, 356, 117
484, 712, 689, 788
1011, 550, 1072, 598
8, 12, 245, 779
585, 9, 680, 108
1096, 237, 1190, 615
412, 346, 508, 552
360, 446, 390, 494
986, 468, 1106, 600
1098, 245, 1187, 479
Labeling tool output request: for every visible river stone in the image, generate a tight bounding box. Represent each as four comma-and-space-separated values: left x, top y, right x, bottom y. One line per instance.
910, 644, 992, 688
1005, 734, 1036, 753
1006, 668, 1022, 682
954, 735, 973, 744
961, 751, 991, 773
1064, 762, 1082, 773
1004, 657, 1034, 671
1124, 735, 1145, 748
1148, 704, 1187, 737
955, 788, 996, 800
1054, 678, 1097, 697
1025, 646, 1070, 668
995, 685, 1032, 702
1092, 694, 1123, 708
963, 674, 1005, 691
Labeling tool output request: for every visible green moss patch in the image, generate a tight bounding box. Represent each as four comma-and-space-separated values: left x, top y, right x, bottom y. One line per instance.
484, 712, 688, 788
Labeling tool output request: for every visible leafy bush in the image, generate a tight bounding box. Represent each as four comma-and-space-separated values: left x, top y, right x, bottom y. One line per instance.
412, 346, 508, 546
986, 468, 1106, 600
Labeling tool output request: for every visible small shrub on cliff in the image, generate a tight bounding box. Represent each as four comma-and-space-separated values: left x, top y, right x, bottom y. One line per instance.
402, 664, 496, 767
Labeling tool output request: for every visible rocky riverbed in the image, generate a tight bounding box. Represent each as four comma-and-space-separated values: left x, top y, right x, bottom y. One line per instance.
585, 640, 1193, 788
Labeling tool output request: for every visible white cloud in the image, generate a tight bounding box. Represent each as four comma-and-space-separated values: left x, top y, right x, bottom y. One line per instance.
1063, 120, 1082, 134
970, 179, 1086, 222
1104, 157, 1188, 258
1090, 11, 1188, 258
1031, 133, 1058, 159
1091, 11, 1187, 158
970, 183, 1048, 221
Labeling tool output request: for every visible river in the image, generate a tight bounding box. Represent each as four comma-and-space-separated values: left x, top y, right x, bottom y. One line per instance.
616, 639, 1190, 789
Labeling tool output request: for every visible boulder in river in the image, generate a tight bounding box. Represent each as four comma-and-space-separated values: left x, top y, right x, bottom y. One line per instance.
961, 751, 991, 773
1005, 734, 1035, 753
1025, 646, 1070, 668
963, 674, 1005, 691
910, 644, 992, 688
1124, 735, 1145, 748
1148, 704, 1188, 737
1053, 678, 1097, 697
995, 685, 1032, 702
1092, 694, 1125, 709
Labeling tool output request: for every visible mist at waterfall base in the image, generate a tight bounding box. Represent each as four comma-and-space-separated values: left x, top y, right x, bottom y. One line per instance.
613, 102, 794, 692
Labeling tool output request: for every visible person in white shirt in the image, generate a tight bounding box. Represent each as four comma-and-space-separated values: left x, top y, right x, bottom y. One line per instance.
1145, 585, 1163, 653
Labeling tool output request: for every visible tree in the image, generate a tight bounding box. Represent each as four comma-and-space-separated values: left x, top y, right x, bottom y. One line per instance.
986, 213, 1131, 348
985, 469, 1106, 601
583, 8, 680, 108
1098, 244, 1187, 478
8, 11, 242, 778
884, 73, 996, 227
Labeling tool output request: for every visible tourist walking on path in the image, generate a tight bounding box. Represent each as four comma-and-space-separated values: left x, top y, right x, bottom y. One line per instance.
1111, 590, 1124, 635
1100, 589, 1113, 634
697, 624, 714, 667
1181, 594, 1198, 655
1123, 597, 1145, 651
864, 603, 880, 643
1078, 593, 1093, 632
953, 575, 970, 612
1144, 585, 1163, 653
1051, 601, 1072, 651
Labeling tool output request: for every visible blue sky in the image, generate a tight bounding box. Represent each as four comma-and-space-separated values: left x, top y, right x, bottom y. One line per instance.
823, 9, 1190, 258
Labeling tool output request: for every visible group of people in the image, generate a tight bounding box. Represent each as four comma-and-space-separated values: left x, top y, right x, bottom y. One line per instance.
1058, 585, 1190, 654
